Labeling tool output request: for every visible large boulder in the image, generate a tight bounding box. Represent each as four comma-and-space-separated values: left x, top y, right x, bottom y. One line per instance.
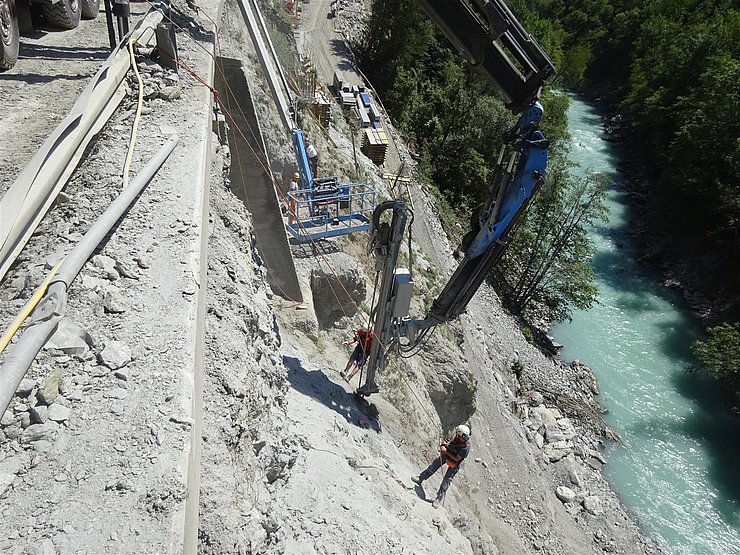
310, 252, 367, 329
420, 342, 477, 430
46, 318, 94, 356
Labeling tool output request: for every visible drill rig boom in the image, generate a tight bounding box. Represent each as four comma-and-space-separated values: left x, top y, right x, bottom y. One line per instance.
357, 0, 554, 396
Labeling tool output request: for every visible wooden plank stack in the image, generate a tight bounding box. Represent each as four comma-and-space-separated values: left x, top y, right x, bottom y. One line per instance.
361, 128, 389, 165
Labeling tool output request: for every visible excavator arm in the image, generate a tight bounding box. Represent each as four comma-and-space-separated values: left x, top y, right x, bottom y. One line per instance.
415, 0, 555, 113
425, 107, 548, 326
357, 0, 555, 395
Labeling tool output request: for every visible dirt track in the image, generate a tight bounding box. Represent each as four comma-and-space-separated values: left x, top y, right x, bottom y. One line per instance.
0, 2, 218, 552
0, 5, 116, 194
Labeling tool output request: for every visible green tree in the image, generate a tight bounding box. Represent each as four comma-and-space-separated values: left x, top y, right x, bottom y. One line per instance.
692, 323, 740, 404
668, 51, 740, 252
538, 90, 570, 150
494, 157, 609, 321
560, 42, 591, 85
359, 0, 438, 105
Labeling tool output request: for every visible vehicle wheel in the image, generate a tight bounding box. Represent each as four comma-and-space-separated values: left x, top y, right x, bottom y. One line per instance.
0, 0, 19, 70
40, 0, 81, 29
80, 0, 98, 19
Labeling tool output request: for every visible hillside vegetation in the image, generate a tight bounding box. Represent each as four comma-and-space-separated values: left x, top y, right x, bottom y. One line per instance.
545, 0, 740, 406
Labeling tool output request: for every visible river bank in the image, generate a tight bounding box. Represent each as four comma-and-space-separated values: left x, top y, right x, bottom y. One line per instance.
578, 87, 735, 329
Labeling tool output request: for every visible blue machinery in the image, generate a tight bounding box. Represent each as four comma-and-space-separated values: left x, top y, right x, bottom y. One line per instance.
286, 128, 376, 242
356, 0, 557, 396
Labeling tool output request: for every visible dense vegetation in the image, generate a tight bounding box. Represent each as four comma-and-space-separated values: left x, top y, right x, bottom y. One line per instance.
532, 0, 740, 406
692, 323, 740, 407
537, 0, 739, 404
358, 0, 739, 404
539, 0, 739, 280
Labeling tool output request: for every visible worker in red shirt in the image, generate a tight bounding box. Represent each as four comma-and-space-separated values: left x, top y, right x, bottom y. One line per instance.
340, 327, 374, 383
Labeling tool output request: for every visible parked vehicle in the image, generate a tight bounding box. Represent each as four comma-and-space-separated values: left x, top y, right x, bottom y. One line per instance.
1, 0, 100, 70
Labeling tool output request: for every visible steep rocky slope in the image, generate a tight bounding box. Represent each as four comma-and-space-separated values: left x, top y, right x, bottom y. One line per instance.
193, 1, 664, 553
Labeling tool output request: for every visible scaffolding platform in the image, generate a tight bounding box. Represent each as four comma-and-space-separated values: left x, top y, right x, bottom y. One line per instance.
285, 181, 375, 242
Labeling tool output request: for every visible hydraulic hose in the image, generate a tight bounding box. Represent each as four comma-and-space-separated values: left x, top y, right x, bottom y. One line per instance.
0, 260, 63, 355
0, 136, 179, 418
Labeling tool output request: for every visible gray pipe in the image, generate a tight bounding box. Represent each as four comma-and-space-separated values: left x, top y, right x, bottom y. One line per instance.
0, 9, 165, 283
0, 136, 179, 418
250, 0, 293, 106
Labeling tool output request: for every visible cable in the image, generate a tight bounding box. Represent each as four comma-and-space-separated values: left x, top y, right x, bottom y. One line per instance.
0, 260, 64, 355
398, 321, 437, 356
161, 0, 452, 459
151, 1, 394, 347
389, 355, 441, 439
123, 38, 145, 188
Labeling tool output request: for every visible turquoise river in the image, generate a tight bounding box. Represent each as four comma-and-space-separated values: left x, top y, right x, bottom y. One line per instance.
552, 95, 740, 555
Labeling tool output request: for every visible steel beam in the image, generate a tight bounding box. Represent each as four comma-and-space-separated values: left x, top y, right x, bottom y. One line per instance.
233, 0, 294, 132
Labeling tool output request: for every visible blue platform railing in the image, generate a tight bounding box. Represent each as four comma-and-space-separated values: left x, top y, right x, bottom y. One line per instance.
285, 182, 376, 242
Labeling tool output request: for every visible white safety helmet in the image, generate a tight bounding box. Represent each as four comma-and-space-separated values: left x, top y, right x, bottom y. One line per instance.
455, 424, 470, 438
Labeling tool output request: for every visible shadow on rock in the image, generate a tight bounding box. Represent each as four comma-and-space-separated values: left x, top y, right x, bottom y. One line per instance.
284, 355, 380, 432
413, 483, 428, 502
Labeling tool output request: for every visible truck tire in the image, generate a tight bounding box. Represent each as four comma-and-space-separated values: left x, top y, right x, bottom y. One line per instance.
80, 0, 98, 19
40, 0, 81, 30
0, 0, 19, 70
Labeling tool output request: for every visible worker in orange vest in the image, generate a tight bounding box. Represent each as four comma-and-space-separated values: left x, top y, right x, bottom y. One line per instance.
412, 425, 471, 508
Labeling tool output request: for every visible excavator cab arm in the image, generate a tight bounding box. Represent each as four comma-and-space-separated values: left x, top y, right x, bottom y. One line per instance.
415, 0, 555, 113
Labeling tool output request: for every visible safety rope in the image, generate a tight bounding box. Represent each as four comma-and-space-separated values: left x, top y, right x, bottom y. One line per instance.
142, 3, 452, 462
0, 260, 64, 355
172, 0, 450, 459
157, 11, 307, 305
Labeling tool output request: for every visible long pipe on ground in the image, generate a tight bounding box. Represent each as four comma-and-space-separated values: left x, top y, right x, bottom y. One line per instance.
0, 137, 179, 418
0, 9, 164, 284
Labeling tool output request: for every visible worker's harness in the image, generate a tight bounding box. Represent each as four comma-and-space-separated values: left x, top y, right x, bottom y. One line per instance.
444, 437, 471, 469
